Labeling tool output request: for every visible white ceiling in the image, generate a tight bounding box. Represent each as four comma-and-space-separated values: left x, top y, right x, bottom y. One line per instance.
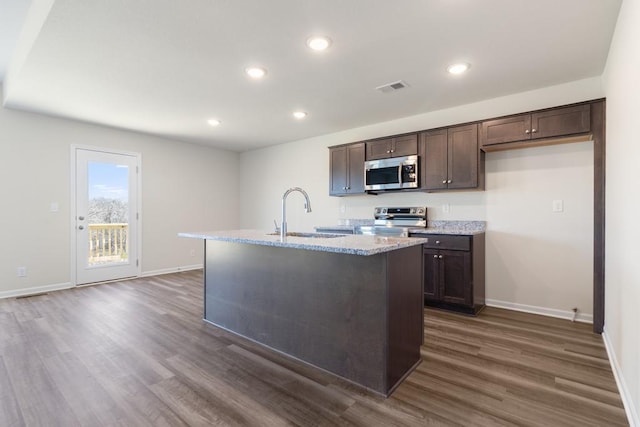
0, 0, 622, 151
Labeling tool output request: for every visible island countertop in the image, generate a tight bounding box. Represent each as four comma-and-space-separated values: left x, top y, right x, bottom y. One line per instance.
179, 229, 428, 256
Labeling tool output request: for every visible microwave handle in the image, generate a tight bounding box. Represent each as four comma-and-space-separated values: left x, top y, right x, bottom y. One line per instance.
398, 164, 403, 186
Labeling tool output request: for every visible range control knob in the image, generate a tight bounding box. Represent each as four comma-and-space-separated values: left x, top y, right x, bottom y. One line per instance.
410, 208, 416, 214
382, 208, 387, 214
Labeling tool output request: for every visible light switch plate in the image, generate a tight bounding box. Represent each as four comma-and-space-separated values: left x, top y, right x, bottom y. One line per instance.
552, 199, 564, 212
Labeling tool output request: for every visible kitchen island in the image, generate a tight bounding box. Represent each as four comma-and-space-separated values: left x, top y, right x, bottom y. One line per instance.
179, 230, 427, 396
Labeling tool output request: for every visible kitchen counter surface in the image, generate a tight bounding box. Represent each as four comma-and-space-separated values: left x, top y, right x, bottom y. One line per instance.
315, 220, 486, 236
179, 229, 428, 256
409, 227, 485, 236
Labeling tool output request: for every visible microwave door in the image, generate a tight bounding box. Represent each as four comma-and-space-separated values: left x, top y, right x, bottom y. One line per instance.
366, 166, 400, 190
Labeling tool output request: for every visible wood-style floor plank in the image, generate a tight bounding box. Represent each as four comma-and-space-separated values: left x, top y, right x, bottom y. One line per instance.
0, 271, 629, 426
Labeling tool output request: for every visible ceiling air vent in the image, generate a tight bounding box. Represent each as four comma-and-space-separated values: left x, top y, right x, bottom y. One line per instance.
375, 80, 409, 93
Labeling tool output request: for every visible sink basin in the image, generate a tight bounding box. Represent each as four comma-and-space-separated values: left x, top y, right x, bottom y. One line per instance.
267, 232, 344, 239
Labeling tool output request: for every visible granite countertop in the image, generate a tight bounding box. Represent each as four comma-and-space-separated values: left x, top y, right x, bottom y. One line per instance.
408, 228, 485, 236
316, 220, 486, 236
178, 229, 428, 256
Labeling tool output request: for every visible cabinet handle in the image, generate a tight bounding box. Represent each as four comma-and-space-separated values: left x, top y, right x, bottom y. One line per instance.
525, 129, 530, 134
390, 149, 394, 153
346, 186, 350, 190
435, 240, 440, 244
447, 180, 452, 184
439, 255, 443, 259
433, 254, 438, 258
442, 180, 447, 184
531, 128, 537, 133
386, 150, 390, 154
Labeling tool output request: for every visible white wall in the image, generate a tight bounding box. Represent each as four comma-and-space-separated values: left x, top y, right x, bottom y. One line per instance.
0, 86, 240, 296
602, 0, 640, 424
240, 78, 601, 320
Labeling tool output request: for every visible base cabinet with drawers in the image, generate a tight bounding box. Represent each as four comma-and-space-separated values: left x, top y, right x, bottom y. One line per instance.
420, 233, 485, 315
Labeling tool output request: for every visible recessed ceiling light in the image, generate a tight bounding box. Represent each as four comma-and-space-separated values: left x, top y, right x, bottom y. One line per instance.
447, 63, 470, 75
293, 111, 307, 119
207, 119, 221, 127
306, 36, 331, 51
245, 67, 267, 79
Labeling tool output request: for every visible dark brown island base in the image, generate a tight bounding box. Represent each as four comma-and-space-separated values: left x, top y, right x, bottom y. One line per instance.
179, 230, 428, 397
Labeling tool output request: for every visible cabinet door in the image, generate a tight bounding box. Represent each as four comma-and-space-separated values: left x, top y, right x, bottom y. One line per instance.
391, 134, 418, 157
440, 250, 472, 306
448, 124, 478, 189
480, 114, 531, 147
365, 138, 392, 160
346, 143, 365, 194
531, 104, 590, 139
423, 248, 440, 301
329, 146, 348, 196
420, 130, 448, 190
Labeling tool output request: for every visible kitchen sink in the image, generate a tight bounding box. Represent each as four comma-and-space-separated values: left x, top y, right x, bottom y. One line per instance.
267, 232, 344, 239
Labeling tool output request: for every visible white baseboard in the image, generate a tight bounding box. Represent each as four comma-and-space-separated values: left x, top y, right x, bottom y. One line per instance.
140, 264, 203, 278
0, 265, 202, 300
0, 282, 73, 300
485, 299, 593, 324
603, 329, 639, 427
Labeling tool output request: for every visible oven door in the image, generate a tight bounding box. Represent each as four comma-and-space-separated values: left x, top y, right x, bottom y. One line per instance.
365, 159, 402, 190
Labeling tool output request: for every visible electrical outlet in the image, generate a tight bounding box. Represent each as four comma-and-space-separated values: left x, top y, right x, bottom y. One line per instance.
189, 249, 196, 257
17, 267, 26, 277
443, 204, 450, 213
340, 204, 346, 214
50, 202, 59, 212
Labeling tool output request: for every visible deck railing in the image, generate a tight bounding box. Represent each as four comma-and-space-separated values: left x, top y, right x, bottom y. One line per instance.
88, 223, 128, 265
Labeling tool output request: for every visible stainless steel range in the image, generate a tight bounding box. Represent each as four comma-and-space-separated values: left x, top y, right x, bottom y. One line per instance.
355, 206, 427, 237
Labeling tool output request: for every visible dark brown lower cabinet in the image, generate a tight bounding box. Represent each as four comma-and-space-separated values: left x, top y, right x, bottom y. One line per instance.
421, 233, 485, 315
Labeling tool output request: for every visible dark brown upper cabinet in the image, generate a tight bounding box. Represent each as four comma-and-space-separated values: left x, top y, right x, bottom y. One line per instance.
329, 143, 365, 196
365, 134, 418, 160
420, 124, 481, 191
480, 104, 591, 148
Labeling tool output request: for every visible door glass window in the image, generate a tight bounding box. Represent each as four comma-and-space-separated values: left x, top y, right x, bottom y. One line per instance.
87, 162, 129, 266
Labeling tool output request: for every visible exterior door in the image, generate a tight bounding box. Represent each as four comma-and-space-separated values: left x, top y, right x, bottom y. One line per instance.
74, 147, 140, 285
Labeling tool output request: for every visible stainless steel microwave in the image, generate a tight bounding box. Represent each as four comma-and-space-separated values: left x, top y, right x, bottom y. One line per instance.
364, 155, 419, 191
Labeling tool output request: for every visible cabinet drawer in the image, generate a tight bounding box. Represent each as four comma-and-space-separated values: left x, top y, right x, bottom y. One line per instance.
422, 235, 470, 251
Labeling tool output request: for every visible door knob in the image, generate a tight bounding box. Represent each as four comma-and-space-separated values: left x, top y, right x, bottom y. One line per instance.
78, 225, 84, 230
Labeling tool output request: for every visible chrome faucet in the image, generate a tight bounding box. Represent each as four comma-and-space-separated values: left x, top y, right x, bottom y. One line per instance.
281, 187, 312, 240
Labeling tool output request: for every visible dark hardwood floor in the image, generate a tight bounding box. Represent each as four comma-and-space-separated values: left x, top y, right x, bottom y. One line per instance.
0, 271, 628, 426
